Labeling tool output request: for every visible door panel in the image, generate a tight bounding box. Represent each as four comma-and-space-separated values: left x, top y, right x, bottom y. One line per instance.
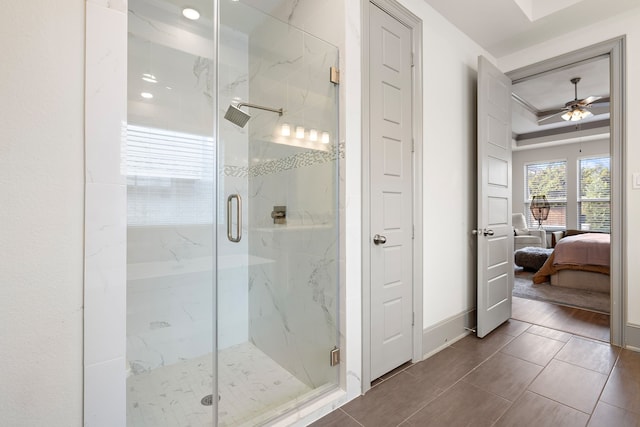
215, 2, 341, 425
476, 56, 513, 338
370, 4, 413, 380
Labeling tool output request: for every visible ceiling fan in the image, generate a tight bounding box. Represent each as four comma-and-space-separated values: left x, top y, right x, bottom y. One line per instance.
537, 77, 609, 123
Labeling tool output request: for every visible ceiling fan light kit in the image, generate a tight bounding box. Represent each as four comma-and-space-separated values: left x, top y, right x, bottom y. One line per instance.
537, 76, 603, 124
561, 107, 593, 121
559, 77, 594, 121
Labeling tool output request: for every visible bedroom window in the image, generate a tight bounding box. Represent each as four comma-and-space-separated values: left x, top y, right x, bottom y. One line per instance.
125, 124, 215, 226
578, 156, 611, 232
525, 160, 567, 228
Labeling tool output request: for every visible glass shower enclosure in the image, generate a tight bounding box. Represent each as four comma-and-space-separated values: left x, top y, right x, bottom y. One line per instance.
125, 0, 340, 425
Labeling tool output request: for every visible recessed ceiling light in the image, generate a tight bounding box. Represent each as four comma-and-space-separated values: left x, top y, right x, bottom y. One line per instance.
142, 73, 157, 83
141, 92, 154, 99
182, 7, 200, 20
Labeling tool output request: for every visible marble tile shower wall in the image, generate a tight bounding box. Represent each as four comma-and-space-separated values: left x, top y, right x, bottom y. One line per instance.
248, 165, 339, 388
238, 3, 350, 398
245, 13, 340, 388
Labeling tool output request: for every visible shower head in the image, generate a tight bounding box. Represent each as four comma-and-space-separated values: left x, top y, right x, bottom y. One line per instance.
224, 104, 252, 128
223, 102, 283, 128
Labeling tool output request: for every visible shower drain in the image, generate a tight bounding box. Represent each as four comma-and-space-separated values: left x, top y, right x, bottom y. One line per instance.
201, 394, 221, 406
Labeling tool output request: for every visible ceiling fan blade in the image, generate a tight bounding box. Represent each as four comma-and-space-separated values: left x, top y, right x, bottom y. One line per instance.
537, 110, 566, 123
590, 96, 610, 105
578, 95, 602, 106
536, 108, 565, 118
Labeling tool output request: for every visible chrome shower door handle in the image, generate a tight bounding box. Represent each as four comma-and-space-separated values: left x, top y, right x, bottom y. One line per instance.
227, 194, 242, 242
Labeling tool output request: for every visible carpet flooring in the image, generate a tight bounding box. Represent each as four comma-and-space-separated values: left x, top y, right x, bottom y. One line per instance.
513, 269, 610, 314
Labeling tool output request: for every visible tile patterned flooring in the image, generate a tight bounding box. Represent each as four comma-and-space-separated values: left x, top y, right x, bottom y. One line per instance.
511, 296, 610, 342
312, 305, 640, 426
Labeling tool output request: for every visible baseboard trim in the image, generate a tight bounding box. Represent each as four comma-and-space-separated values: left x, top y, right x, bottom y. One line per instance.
422, 309, 476, 358
626, 323, 640, 349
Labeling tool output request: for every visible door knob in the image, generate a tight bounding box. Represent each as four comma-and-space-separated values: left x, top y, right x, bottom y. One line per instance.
373, 234, 387, 245
471, 229, 494, 236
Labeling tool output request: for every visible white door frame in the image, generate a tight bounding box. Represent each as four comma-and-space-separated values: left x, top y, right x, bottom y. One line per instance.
507, 37, 626, 346
362, 0, 423, 392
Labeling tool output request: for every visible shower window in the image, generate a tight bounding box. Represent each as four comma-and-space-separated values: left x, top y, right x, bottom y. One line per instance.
126, 124, 215, 226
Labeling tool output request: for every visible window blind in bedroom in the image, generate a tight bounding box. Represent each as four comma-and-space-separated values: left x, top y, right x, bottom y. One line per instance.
578, 156, 611, 232
525, 160, 567, 228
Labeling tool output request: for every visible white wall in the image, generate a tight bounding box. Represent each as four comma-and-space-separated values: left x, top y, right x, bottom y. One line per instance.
0, 1, 85, 424
498, 8, 640, 326
513, 138, 610, 231
395, 0, 494, 328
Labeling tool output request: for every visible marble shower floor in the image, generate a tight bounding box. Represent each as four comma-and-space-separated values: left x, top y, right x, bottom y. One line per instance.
126, 342, 311, 426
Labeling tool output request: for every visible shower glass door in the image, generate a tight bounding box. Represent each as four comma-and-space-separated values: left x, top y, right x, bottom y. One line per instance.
126, 0, 216, 425
217, 1, 340, 425
125, 0, 338, 424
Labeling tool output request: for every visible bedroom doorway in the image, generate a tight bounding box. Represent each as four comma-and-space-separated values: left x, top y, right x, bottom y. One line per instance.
506, 38, 625, 345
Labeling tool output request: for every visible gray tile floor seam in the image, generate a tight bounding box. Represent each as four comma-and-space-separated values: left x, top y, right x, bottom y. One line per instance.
339, 408, 365, 426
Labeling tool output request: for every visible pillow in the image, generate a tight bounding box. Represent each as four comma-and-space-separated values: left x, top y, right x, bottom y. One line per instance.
514, 228, 530, 236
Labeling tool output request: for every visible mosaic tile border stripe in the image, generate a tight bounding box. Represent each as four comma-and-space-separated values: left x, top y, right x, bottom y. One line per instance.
223, 142, 344, 178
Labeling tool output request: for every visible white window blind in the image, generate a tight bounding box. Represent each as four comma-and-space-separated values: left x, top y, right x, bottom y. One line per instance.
578, 156, 610, 232
126, 124, 215, 226
525, 160, 567, 228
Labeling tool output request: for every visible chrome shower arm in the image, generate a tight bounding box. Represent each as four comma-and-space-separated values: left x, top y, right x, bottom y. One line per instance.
237, 102, 283, 116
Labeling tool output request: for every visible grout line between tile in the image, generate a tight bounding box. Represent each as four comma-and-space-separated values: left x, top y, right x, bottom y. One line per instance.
338, 408, 364, 426
370, 362, 414, 389
583, 349, 625, 424
398, 333, 517, 426
526, 389, 592, 416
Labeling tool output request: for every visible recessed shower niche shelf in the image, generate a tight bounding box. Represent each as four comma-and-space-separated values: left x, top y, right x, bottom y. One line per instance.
127, 254, 276, 281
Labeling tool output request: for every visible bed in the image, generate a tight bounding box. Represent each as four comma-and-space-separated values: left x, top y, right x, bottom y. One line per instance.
532, 232, 610, 294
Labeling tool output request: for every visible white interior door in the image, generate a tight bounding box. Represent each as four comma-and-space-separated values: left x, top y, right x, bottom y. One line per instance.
369, 3, 414, 379
476, 56, 513, 338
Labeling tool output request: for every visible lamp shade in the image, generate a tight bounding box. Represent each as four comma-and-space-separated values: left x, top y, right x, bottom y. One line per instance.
530, 195, 550, 228
561, 107, 593, 122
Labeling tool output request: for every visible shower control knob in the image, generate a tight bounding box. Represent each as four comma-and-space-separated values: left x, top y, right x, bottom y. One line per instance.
373, 234, 387, 245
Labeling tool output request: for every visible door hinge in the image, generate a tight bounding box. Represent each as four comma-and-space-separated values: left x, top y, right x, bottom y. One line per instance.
412, 312, 415, 326
412, 225, 415, 239
330, 66, 340, 85
330, 346, 340, 366
411, 52, 415, 68
411, 138, 415, 153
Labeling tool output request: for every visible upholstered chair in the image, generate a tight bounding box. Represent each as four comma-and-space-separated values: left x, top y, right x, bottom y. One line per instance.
512, 213, 546, 250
